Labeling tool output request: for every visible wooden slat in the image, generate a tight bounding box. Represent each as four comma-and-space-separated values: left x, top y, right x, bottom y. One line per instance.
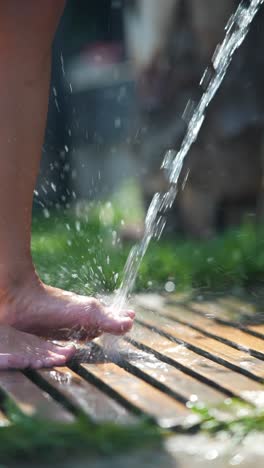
190, 299, 264, 338
218, 296, 259, 317
130, 322, 264, 406
117, 339, 228, 404
79, 361, 188, 427
166, 294, 264, 337
38, 367, 136, 424
135, 297, 264, 360
246, 323, 264, 336
186, 305, 264, 352
142, 308, 264, 382
176, 297, 249, 321
0, 371, 73, 422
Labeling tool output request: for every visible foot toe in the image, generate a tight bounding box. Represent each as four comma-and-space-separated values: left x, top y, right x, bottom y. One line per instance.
55, 343, 76, 359
32, 359, 43, 369
124, 309, 135, 319
43, 354, 67, 367
46, 342, 76, 358
103, 316, 134, 335
32, 352, 67, 369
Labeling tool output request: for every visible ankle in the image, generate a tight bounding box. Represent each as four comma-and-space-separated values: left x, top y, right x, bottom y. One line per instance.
0, 258, 38, 296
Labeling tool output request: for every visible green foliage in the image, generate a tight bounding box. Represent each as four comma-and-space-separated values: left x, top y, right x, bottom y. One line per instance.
31, 211, 264, 294
0, 401, 161, 463
2, 398, 263, 462
189, 398, 264, 440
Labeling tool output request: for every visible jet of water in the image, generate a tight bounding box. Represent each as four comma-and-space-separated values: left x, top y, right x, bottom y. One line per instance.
102, 0, 264, 353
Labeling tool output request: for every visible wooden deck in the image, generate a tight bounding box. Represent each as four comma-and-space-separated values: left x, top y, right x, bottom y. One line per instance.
0, 293, 263, 429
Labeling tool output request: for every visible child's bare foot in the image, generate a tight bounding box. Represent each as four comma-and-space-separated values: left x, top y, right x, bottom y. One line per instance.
0, 270, 135, 340
0, 325, 76, 369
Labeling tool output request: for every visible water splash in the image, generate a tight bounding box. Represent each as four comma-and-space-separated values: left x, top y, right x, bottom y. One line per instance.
102, 0, 264, 353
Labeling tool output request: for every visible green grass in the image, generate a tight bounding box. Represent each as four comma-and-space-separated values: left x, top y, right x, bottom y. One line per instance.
0, 402, 162, 463
32, 209, 264, 295
189, 398, 264, 441
1, 398, 264, 463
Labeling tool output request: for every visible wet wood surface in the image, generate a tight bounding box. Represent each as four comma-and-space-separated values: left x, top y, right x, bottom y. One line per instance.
80, 360, 188, 427
187, 297, 264, 337
130, 323, 264, 405
136, 311, 264, 381
0, 371, 73, 422
38, 366, 136, 424
0, 294, 263, 427
119, 340, 226, 404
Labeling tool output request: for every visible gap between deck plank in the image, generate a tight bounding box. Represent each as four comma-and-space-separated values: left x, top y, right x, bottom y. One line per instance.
165, 294, 264, 339
0, 371, 73, 422
134, 304, 264, 381
135, 295, 264, 357
73, 359, 188, 428
36, 366, 136, 424
130, 322, 264, 407
104, 339, 229, 405
190, 300, 264, 340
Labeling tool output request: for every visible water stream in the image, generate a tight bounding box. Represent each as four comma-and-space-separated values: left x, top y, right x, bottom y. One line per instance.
103, 0, 264, 351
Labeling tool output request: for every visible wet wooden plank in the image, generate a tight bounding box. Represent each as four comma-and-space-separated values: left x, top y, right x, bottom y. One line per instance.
79, 360, 188, 427
117, 339, 228, 405
246, 323, 264, 336
217, 296, 261, 317
0, 371, 73, 422
163, 306, 264, 359
189, 299, 264, 338
38, 366, 136, 424
130, 322, 264, 406
165, 293, 264, 336
138, 308, 264, 382
135, 297, 264, 361
217, 297, 264, 337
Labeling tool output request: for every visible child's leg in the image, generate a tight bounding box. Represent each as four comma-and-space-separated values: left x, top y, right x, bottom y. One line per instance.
0, 0, 134, 367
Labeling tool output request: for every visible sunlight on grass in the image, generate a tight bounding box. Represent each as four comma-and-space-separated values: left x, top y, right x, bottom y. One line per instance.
32, 207, 264, 295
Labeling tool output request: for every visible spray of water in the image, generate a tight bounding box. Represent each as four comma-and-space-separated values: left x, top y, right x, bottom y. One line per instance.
102, 0, 264, 355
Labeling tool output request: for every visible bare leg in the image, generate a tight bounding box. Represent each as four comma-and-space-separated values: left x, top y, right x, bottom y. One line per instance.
0, 1, 134, 369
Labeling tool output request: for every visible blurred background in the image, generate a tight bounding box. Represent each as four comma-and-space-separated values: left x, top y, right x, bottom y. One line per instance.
33, 0, 264, 295
37, 0, 138, 215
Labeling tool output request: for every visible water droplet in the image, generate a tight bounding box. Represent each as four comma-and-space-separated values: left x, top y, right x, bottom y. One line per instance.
165, 281, 175, 293
205, 450, 219, 461
114, 117, 121, 128
43, 208, 50, 219
189, 394, 198, 403
230, 454, 244, 466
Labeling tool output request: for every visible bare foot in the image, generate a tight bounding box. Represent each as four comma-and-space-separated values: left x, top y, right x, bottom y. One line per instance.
0, 325, 76, 370
0, 271, 135, 340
